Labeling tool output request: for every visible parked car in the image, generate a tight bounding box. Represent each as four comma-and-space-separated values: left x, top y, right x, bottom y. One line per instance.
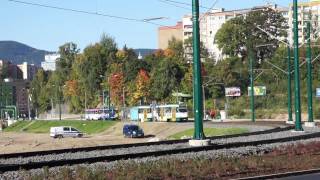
50, 126, 83, 138
123, 124, 144, 138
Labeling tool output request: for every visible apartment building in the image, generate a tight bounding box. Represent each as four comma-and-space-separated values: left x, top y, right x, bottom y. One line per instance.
158, 22, 183, 49
41, 53, 60, 71
288, 0, 320, 45
184, 5, 289, 62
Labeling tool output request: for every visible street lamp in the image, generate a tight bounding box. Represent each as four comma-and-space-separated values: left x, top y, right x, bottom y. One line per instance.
52, 84, 63, 120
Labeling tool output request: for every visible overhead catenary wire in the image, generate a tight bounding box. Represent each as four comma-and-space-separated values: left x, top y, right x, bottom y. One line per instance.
8, 0, 170, 27
158, 0, 191, 11
158, 0, 215, 10
8, 0, 193, 31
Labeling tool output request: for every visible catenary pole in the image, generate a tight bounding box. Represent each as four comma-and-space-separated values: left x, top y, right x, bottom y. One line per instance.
287, 46, 293, 122
306, 19, 314, 123
293, 0, 303, 131
249, 46, 255, 122
192, 0, 205, 139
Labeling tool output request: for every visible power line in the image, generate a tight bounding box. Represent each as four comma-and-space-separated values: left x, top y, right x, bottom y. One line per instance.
8, 0, 164, 26
9, 0, 194, 31
158, 0, 191, 11
158, 0, 215, 10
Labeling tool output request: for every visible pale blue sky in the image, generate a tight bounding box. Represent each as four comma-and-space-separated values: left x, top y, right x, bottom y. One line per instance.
0, 0, 299, 51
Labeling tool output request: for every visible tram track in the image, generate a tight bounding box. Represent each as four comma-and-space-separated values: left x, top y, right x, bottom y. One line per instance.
2, 126, 320, 173
0, 126, 293, 159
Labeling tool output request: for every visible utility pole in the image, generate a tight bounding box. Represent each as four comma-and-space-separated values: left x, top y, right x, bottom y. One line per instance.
102, 90, 105, 108
306, 17, 315, 127
108, 77, 111, 110
287, 46, 293, 123
248, 43, 255, 122
27, 89, 31, 120
293, 0, 303, 131
84, 91, 87, 110
191, 0, 205, 141
59, 86, 62, 121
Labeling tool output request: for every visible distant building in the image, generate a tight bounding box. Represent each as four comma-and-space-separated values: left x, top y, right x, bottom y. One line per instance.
288, 0, 320, 45
158, 22, 183, 49
17, 62, 40, 81
0, 60, 23, 79
3, 79, 31, 117
181, 5, 289, 62
41, 53, 60, 71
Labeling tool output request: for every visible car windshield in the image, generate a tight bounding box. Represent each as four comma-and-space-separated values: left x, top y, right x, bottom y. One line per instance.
128, 125, 140, 131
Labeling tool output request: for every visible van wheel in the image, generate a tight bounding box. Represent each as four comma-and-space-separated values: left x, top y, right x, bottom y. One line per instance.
58, 135, 63, 139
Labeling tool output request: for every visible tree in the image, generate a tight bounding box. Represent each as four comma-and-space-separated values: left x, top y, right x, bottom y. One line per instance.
150, 59, 184, 101
130, 69, 151, 105
109, 72, 125, 107
215, 8, 288, 60
31, 69, 49, 114
56, 42, 79, 84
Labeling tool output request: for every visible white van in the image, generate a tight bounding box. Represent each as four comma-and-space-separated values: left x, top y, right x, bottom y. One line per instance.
50, 126, 83, 138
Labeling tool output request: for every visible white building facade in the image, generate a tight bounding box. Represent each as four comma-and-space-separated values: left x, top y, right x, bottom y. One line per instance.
182, 5, 289, 62
41, 53, 60, 71
288, 0, 320, 45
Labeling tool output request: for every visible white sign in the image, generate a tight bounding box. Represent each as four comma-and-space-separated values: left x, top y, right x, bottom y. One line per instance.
316, 88, 320, 97
225, 87, 241, 97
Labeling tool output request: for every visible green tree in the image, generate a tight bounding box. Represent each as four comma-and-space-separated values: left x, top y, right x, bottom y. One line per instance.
150, 59, 184, 101
215, 8, 287, 60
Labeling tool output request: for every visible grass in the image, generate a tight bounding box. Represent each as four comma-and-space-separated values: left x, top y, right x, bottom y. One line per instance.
4, 120, 117, 134
168, 127, 249, 139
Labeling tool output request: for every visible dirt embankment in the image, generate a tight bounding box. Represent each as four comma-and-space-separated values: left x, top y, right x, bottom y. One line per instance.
0, 122, 194, 154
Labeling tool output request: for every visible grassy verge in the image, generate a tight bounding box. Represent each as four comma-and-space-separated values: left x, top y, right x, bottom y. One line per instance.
168, 127, 249, 139
4, 120, 117, 134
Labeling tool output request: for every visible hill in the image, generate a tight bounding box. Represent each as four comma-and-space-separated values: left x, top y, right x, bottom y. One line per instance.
134, 49, 157, 58
0, 41, 51, 66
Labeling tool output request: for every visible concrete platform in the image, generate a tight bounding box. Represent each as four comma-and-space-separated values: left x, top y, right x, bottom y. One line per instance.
286, 121, 295, 125
189, 139, 211, 147
304, 122, 316, 127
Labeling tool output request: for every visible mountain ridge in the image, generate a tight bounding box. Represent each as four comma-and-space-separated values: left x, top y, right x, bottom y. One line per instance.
0, 41, 157, 67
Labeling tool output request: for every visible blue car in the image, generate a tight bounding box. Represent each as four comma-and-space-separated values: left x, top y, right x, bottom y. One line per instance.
123, 124, 144, 138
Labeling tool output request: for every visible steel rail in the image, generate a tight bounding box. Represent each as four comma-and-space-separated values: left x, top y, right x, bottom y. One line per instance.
2, 127, 319, 173
0, 126, 293, 159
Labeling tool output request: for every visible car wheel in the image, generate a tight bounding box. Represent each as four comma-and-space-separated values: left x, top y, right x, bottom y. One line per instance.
78, 134, 83, 138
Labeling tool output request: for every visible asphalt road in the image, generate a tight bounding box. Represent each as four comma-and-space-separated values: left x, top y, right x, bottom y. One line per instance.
280, 173, 320, 180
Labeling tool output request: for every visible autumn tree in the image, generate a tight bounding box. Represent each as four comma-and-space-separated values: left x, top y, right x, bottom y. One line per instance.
130, 69, 151, 105
109, 72, 125, 107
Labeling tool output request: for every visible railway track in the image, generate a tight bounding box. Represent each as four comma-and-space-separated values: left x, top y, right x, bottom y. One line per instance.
0, 126, 293, 159
2, 126, 320, 173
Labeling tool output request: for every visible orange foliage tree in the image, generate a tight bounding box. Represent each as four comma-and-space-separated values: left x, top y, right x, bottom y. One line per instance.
65, 80, 78, 96
130, 69, 150, 105
109, 72, 125, 107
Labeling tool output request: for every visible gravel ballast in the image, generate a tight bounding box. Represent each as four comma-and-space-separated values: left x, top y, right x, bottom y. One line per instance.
0, 125, 319, 179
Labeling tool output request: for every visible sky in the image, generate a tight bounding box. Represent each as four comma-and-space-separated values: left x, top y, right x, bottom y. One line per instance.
0, 0, 302, 52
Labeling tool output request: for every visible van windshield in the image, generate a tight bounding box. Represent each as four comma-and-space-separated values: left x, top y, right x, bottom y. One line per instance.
178, 108, 187, 112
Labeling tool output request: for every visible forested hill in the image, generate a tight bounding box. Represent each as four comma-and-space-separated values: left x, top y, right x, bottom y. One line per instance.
0, 41, 155, 66
0, 41, 51, 66
133, 49, 156, 57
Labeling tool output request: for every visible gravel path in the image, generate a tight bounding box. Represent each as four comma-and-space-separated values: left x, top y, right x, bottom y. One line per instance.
0, 126, 318, 166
